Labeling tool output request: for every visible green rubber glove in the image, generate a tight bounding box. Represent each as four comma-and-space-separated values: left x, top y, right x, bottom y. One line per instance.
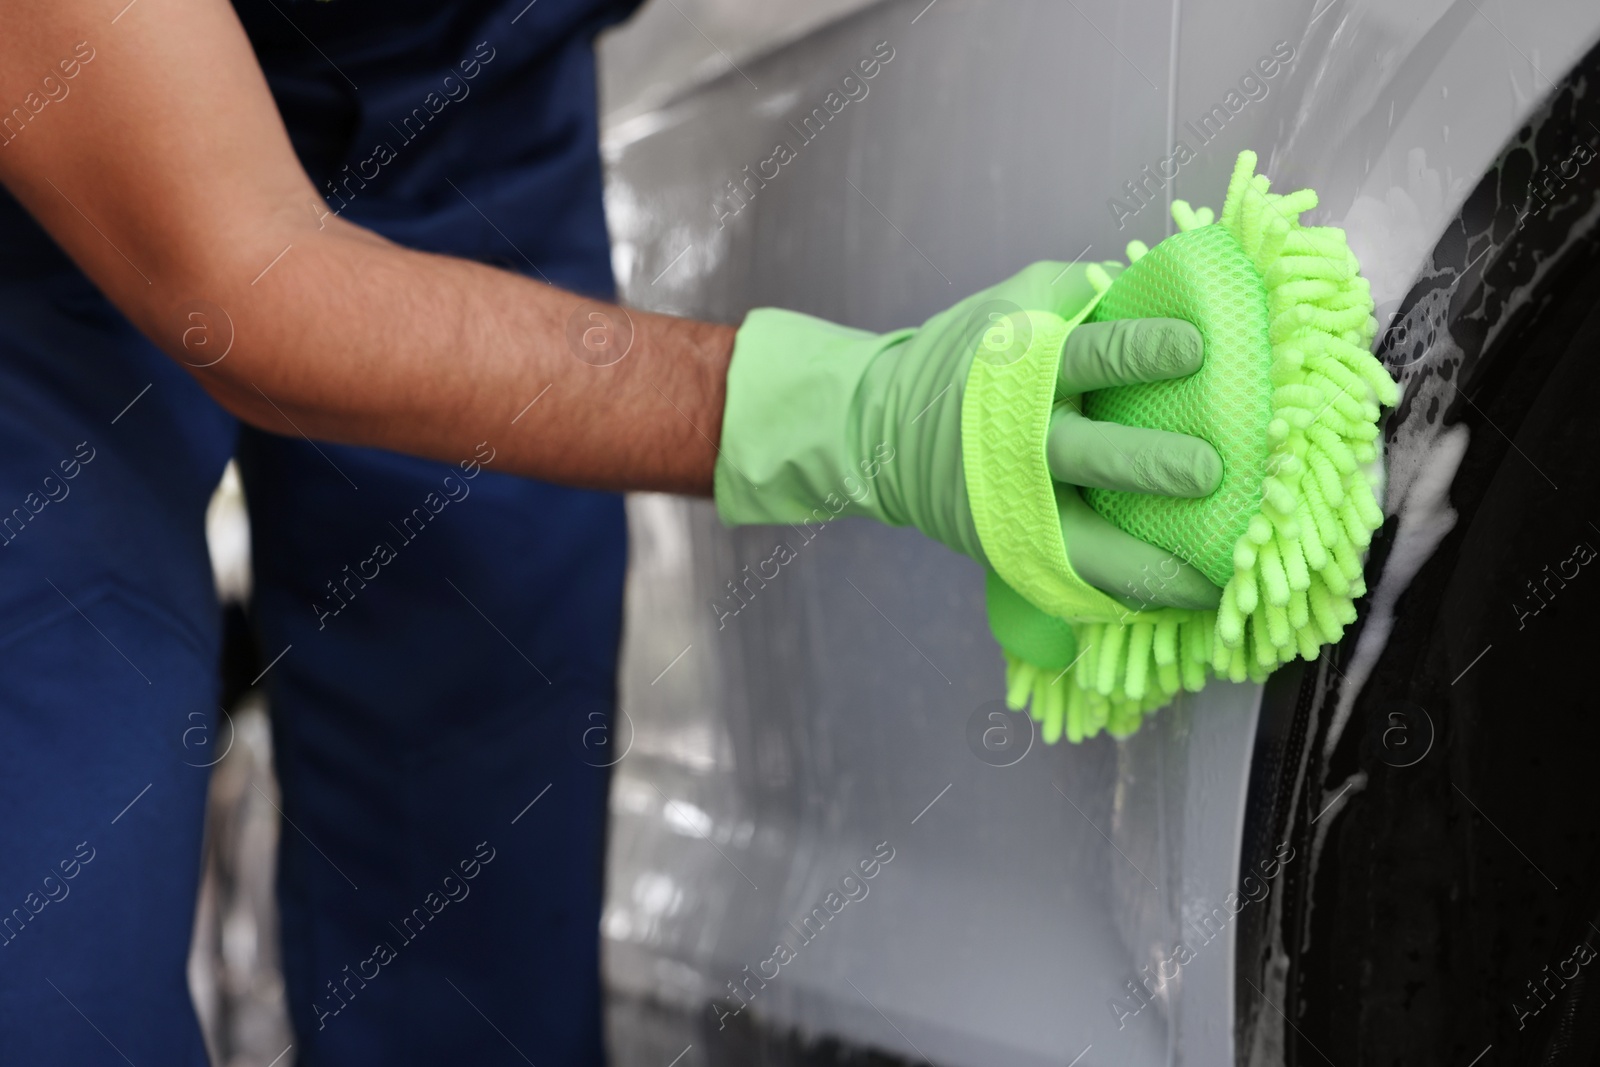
714, 261, 1225, 609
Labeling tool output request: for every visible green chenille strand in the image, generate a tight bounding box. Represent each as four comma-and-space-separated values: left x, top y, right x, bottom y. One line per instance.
1001, 150, 1400, 742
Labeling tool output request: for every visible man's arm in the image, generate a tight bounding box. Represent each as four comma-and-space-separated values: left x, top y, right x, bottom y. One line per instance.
0, 0, 733, 495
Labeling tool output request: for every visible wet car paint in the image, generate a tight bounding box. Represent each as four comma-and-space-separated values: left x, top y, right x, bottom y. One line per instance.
594, 2, 1600, 1063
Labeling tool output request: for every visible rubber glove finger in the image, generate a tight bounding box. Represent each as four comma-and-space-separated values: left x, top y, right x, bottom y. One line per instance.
1056, 318, 1202, 397
1047, 405, 1223, 497
1058, 487, 1223, 611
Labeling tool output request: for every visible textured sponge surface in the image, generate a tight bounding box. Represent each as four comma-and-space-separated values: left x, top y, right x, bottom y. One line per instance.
1083, 226, 1273, 587
984, 150, 1401, 744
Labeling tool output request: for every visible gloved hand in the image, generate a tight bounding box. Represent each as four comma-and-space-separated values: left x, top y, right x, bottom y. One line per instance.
714, 261, 1225, 609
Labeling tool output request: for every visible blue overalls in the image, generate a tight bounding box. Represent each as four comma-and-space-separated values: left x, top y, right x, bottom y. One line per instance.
0, 1, 636, 1062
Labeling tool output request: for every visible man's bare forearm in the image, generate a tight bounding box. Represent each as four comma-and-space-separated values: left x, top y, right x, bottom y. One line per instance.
150, 214, 736, 496
0, 0, 737, 497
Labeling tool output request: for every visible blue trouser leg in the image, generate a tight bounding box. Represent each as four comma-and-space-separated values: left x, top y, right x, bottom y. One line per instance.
0, 273, 233, 1064
0, 582, 220, 1067
236, 427, 626, 1066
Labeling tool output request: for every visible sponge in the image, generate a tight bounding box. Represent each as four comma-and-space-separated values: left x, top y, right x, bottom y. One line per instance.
972, 150, 1398, 742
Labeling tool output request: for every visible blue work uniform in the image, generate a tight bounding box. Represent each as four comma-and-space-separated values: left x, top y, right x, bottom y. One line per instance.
0, 1, 637, 1063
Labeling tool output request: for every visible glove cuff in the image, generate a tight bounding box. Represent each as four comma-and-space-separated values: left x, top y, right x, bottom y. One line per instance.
714, 308, 904, 527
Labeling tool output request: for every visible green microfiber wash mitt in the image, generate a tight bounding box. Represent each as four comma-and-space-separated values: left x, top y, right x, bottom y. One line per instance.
965, 150, 1399, 743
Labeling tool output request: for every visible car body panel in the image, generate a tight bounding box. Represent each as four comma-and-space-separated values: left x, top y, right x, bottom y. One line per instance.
595, 2, 1600, 1063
